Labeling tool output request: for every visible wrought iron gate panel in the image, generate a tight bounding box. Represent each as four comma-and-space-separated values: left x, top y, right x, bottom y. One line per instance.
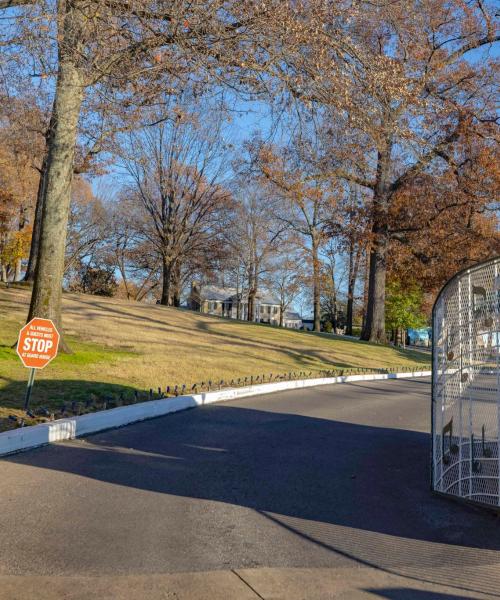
432, 257, 500, 508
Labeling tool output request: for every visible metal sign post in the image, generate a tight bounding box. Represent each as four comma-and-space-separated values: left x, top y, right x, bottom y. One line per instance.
24, 368, 36, 412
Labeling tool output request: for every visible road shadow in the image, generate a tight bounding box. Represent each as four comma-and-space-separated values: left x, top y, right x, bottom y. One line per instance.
365, 590, 478, 600
2, 396, 500, 596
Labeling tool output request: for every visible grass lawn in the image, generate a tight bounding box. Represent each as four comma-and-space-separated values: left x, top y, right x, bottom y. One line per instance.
0, 285, 430, 429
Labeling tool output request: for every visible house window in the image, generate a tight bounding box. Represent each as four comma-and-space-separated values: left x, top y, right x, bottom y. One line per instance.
273, 306, 278, 315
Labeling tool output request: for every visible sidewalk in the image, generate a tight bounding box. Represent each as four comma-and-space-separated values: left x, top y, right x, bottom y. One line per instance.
0, 567, 493, 599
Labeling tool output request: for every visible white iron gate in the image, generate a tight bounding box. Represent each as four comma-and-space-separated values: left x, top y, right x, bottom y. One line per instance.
432, 257, 500, 508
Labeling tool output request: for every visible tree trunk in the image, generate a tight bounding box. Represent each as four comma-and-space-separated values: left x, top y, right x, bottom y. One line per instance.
331, 280, 337, 331
123, 276, 131, 300
345, 240, 360, 336
279, 302, 284, 327
27, 3, 85, 352
172, 262, 181, 307
346, 292, 354, 336
333, 301, 337, 331
14, 258, 22, 282
247, 266, 256, 322
312, 237, 321, 332
361, 140, 393, 343
361, 251, 369, 334
247, 287, 255, 321
24, 149, 48, 283
235, 267, 241, 319
361, 220, 388, 343
161, 256, 172, 305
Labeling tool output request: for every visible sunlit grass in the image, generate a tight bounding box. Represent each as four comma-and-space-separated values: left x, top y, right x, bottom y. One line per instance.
0, 286, 429, 425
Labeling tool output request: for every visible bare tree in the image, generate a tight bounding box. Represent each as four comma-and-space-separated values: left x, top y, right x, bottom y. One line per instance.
223, 184, 282, 322
103, 195, 160, 302
267, 252, 303, 327
278, 0, 499, 341
252, 137, 337, 332
119, 97, 231, 306
1, 0, 303, 347
64, 177, 106, 275
328, 189, 369, 336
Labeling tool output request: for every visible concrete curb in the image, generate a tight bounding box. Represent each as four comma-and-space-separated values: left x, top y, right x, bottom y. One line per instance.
0, 370, 431, 457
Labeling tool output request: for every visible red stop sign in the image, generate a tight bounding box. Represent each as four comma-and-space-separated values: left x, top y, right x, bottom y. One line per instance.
16, 318, 60, 369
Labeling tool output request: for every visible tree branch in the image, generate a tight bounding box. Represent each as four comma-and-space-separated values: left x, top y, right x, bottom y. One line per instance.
308, 168, 375, 190
0, 0, 31, 9
389, 120, 464, 195
444, 34, 500, 66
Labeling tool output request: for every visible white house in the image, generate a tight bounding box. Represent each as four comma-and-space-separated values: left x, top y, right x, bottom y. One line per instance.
188, 283, 302, 328
283, 311, 303, 329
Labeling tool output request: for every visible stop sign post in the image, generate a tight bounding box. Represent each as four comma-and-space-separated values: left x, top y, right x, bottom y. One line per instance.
16, 318, 60, 412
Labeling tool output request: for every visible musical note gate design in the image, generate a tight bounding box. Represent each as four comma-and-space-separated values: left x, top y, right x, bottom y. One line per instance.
432, 257, 500, 508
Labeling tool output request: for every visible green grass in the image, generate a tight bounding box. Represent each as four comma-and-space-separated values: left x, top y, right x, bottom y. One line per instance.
0, 286, 430, 429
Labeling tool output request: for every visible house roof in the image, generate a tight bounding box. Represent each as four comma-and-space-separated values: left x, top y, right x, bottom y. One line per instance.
197, 285, 280, 306
257, 292, 281, 305
198, 285, 231, 301
284, 311, 302, 321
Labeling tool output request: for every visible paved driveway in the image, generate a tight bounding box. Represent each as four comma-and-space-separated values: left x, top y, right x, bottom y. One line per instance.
1, 377, 500, 599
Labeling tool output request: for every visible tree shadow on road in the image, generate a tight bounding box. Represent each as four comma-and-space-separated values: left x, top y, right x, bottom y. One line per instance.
364, 589, 480, 599
1, 388, 500, 597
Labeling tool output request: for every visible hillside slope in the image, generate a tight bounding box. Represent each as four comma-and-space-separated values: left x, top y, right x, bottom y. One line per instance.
0, 286, 429, 421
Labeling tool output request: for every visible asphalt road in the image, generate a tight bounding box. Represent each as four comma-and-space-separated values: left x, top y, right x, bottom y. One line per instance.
2, 377, 500, 599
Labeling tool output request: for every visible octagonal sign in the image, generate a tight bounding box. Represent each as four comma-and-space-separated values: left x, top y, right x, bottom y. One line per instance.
16, 318, 60, 369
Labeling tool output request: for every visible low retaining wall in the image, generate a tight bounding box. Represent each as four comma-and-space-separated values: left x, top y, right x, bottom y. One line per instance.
0, 370, 431, 457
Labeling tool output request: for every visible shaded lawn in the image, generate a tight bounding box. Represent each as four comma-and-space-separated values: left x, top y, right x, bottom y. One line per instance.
0, 286, 429, 427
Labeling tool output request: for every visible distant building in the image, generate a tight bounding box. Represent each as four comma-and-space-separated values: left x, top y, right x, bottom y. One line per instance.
301, 318, 315, 331
188, 283, 302, 328
283, 311, 302, 329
